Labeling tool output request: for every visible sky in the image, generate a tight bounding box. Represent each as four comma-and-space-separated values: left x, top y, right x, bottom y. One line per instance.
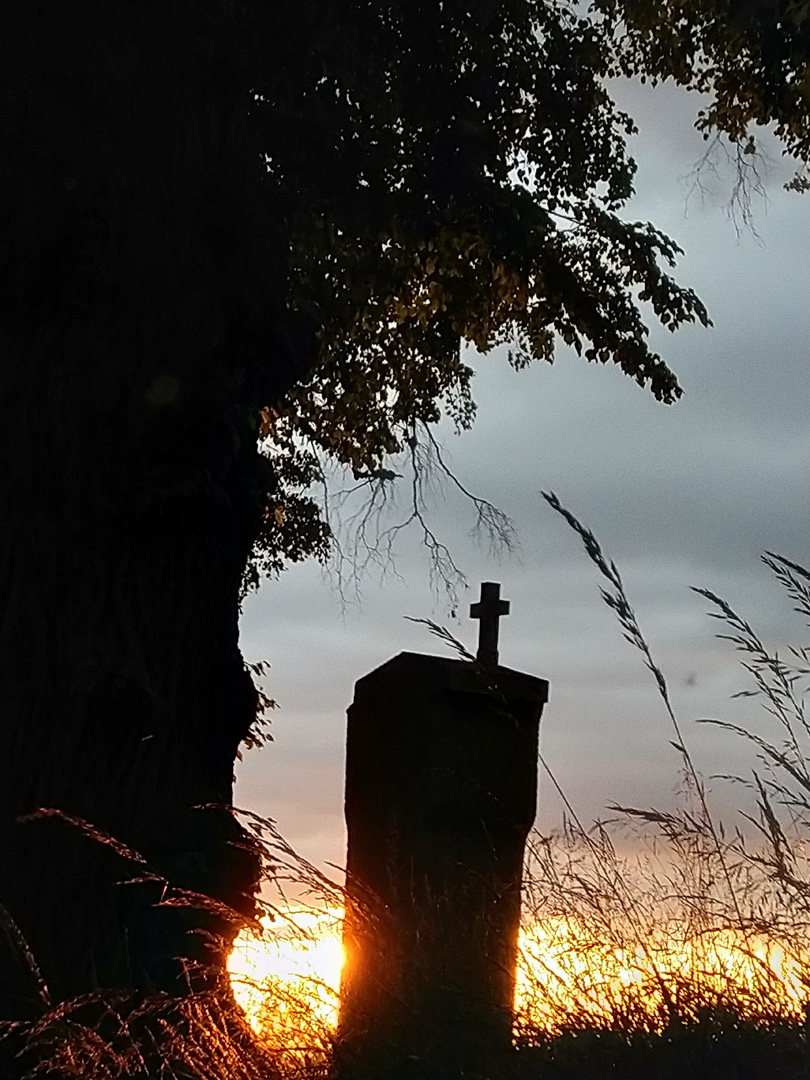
235, 80, 809, 878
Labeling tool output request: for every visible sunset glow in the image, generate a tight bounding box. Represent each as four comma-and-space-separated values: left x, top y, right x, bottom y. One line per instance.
228, 907, 810, 1045
227, 907, 344, 1051
515, 918, 808, 1033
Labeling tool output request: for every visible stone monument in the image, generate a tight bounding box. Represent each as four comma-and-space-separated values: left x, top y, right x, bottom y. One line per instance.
336, 583, 548, 1079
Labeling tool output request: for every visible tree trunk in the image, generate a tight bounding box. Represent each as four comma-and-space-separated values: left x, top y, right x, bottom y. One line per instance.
0, 2, 299, 1018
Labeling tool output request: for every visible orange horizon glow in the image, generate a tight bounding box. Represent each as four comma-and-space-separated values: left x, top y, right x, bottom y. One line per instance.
227, 906, 810, 1046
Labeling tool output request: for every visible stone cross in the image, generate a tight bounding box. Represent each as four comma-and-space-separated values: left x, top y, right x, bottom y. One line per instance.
470, 581, 510, 668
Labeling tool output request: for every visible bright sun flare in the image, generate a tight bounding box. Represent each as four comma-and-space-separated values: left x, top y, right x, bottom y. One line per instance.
228, 907, 810, 1045
227, 907, 345, 1040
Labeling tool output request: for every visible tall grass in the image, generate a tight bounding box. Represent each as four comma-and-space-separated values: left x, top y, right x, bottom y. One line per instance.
233, 498, 810, 1077
235, 500, 810, 1078
225, 812, 342, 1080
504, 495, 810, 1076
3, 498, 808, 1078
0, 814, 290, 1080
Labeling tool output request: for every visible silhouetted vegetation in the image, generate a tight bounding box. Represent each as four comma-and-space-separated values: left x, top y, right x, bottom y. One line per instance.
506, 496, 810, 1079
232, 500, 810, 1080
2, 0, 809, 1074
4, 518, 807, 1078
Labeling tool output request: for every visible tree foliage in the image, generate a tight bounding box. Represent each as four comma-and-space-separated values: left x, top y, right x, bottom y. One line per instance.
595, 0, 810, 189
3, 5, 807, 584
236, 0, 808, 585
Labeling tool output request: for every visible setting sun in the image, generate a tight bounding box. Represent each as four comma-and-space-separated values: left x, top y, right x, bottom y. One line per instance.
228, 907, 345, 1042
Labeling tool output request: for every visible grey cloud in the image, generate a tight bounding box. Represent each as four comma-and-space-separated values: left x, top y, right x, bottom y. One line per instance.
237, 80, 808, 869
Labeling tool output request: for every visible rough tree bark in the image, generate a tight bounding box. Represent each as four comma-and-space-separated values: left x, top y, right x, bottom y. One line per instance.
0, 2, 304, 1017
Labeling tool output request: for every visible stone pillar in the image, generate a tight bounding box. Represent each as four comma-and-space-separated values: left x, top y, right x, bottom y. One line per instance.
336, 651, 548, 1080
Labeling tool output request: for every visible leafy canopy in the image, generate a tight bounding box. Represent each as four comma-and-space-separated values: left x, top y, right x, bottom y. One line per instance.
241, 0, 809, 584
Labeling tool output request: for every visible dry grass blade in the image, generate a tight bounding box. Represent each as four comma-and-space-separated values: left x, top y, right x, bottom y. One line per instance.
0, 901, 50, 1010
403, 616, 475, 661
764, 552, 810, 626
156, 889, 254, 929
541, 490, 747, 936
17, 810, 147, 865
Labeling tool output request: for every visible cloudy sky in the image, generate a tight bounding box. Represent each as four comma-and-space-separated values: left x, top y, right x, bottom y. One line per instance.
235, 80, 809, 877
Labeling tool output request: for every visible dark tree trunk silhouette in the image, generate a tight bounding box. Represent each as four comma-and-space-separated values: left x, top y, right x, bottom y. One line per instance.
0, 3, 304, 1015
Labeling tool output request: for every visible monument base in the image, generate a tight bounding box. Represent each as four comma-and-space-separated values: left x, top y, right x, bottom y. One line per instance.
336, 651, 548, 1080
